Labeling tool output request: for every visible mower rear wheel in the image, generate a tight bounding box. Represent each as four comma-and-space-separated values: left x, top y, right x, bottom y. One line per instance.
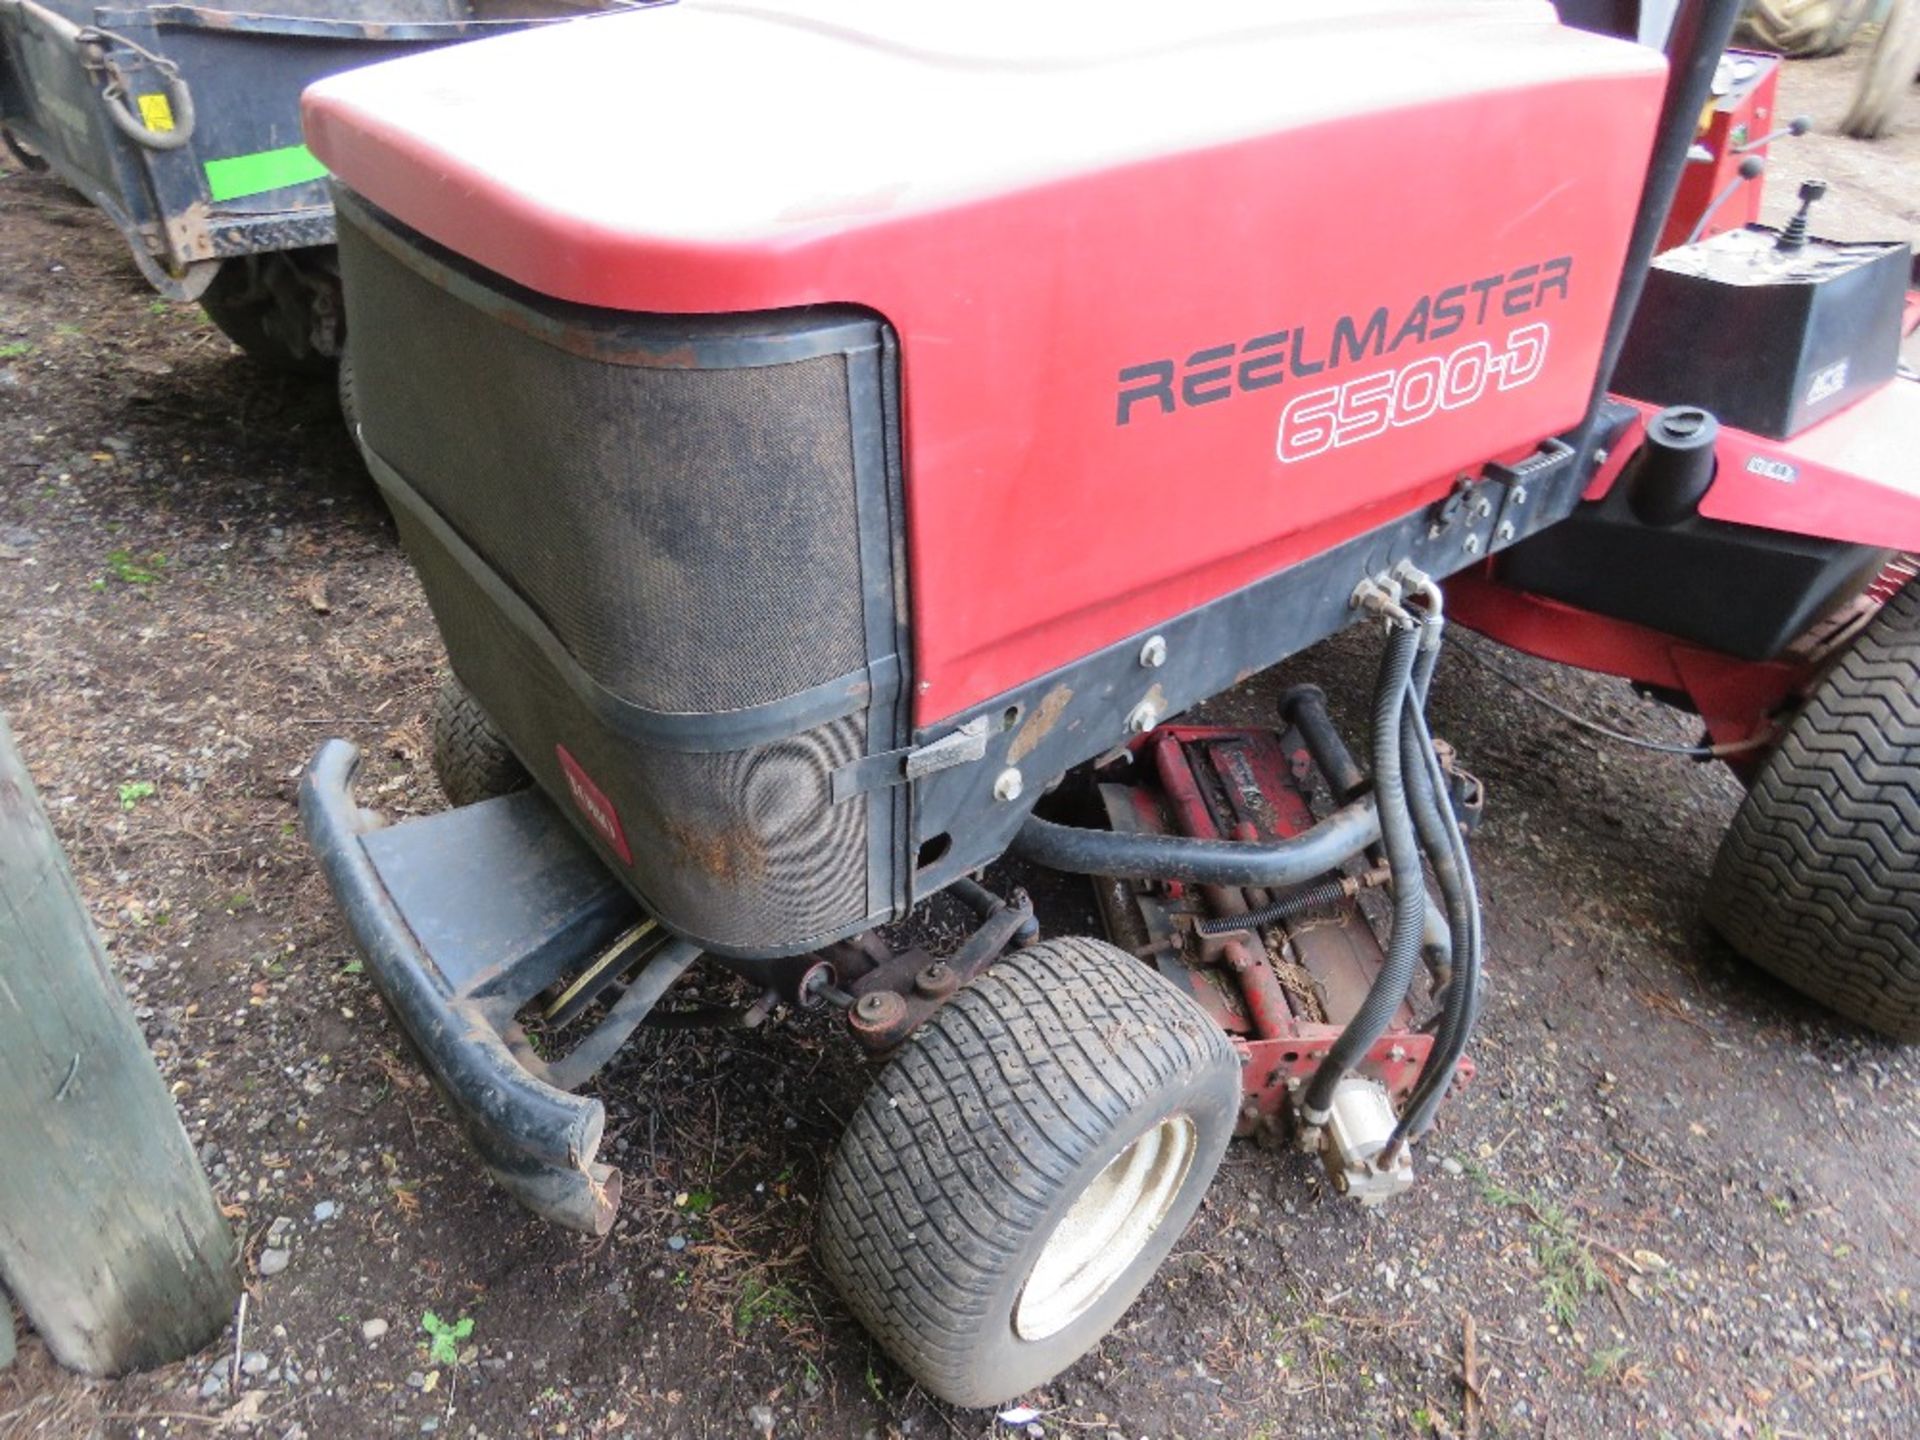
430, 674, 529, 808
816, 936, 1240, 1408
1705, 582, 1920, 1041
338, 348, 363, 447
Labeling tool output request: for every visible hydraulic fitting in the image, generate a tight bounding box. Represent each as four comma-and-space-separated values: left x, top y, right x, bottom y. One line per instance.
1351, 575, 1416, 628
1317, 1076, 1415, 1207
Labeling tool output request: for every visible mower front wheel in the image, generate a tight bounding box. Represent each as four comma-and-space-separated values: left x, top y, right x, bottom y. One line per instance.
1705, 582, 1920, 1041
816, 936, 1240, 1408
430, 674, 529, 808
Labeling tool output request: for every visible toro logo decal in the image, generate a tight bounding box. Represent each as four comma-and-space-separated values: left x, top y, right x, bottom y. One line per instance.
556, 743, 633, 865
1113, 257, 1571, 462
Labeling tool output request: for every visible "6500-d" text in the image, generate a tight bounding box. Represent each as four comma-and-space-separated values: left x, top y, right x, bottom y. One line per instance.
1276, 323, 1550, 463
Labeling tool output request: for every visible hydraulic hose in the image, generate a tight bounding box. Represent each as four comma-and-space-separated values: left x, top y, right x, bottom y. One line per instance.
1401, 709, 1469, 1005
1010, 796, 1380, 888
1402, 577, 1463, 982
1299, 621, 1426, 1122
1404, 592, 1463, 971
1393, 699, 1477, 1135
1392, 697, 1484, 1147
1194, 867, 1453, 962
1412, 622, 1443, 706
1284, 679, 1453, 973
1389, 578, 1486, 1147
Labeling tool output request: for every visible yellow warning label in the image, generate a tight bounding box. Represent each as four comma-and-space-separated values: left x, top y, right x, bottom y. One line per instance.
137, 92, 175, 133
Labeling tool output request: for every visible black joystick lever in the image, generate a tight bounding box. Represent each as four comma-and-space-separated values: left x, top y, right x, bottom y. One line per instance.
1776, 179, 1827, 252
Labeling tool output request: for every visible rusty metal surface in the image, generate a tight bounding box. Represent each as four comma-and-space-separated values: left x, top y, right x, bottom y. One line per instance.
1151, 731, 1252, 925
1219, 938, 1289, 1041
1007, 682, 1073, 765
1095, 779, 1251, 1028
841, 888, 1035, 1053
1088, 724, 1470, 1138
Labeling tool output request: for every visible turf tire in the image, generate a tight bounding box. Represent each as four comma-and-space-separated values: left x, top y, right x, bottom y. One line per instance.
1705, 582, 1920, 1041
199, 260, 336, 377
1738, 0, 1872, 55
338, 348, 363, 448
429, 673, 529, 808
816, 935, 1240, 1408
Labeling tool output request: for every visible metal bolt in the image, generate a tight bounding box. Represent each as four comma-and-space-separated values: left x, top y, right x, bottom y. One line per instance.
1496, 521, 1516, 544
1463, 533, 1483, 555
914, 962, 958, 998
992, 767, 1024, 802
1126, 699, 1160, 735
1139, 634, 1168, 668
850, 990, 909, 1036
1593, 448, 1609, 468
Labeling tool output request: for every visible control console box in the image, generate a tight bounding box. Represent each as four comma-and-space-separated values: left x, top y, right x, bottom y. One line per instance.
1614, 223, 1911, 439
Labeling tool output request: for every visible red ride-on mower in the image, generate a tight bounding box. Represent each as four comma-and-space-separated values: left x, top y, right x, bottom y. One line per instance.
294, 0, 1917, 1408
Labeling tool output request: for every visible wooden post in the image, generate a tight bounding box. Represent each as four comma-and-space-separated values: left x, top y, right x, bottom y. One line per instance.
0, 713, 237, 1375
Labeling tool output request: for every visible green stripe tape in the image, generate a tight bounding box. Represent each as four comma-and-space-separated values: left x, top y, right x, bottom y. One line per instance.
203, 144, 328, 203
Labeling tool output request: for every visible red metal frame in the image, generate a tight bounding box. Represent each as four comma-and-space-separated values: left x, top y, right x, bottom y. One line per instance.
1586, 385, 1920, 553
1474, 290, 1920, 768
1444, 569, 1810, 762
1657, 50, 1781, 253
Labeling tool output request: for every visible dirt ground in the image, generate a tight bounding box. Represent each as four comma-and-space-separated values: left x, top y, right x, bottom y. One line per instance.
3, 43, 1918, 1440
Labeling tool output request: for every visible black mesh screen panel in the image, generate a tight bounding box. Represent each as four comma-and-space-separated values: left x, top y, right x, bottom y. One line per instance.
339, 202, 896, 956
343, 218, 867, 715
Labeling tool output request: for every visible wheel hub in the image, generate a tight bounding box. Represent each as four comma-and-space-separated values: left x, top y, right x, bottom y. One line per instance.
1013, 1114, 1197, 1342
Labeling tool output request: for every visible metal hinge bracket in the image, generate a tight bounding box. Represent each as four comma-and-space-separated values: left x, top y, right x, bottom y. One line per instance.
831, 715, 991, 803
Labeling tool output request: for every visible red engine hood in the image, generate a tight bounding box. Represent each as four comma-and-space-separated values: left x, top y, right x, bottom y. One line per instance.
306, 0, 1666, 724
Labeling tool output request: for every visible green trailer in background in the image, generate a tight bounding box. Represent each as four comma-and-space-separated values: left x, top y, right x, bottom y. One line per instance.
0, 0, 638, 370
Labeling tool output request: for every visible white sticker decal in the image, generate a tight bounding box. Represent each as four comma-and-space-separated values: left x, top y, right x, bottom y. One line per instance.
1745, 454, 1798, 483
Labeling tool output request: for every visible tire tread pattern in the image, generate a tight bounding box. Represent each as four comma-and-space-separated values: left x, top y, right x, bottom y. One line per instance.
429, 674, 529, 808
816, 936, 1237, 1402
1738, 0, 1871, 57
1706, 583, 1920, 1040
